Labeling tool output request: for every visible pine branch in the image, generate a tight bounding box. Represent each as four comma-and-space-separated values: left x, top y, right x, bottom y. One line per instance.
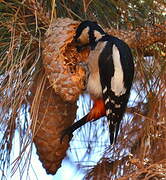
25, 0, 50, 26
117, 160, 166, 180
107, 24, 166, 48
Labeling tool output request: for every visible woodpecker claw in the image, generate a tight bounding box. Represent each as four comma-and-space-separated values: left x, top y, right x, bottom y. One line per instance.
60, 127, 74, 143
60, 115, 88, 143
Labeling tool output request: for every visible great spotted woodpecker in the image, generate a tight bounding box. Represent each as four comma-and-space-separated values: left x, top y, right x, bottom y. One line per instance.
61, 21, 134, 145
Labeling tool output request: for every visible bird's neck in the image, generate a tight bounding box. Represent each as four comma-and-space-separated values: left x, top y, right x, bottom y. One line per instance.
90, 33, 108, 50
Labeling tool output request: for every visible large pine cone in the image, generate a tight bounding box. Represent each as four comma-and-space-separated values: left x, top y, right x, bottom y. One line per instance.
43, 18, 89, 102
30, 72, 77, 174
31, 18, 89, 174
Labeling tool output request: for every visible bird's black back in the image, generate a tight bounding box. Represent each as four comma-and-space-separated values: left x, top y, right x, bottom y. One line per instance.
98, 35, 134, 144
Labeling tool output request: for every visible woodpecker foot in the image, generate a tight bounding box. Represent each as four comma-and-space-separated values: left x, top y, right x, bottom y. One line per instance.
61, 115, 89, 143
60, 127, 74, 143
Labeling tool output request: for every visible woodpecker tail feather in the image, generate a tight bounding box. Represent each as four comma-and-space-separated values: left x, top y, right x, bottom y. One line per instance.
108, 121, 120, 145
109, 124, 115, 145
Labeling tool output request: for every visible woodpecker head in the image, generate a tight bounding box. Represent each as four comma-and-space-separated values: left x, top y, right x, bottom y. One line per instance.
74, 20, 106, 51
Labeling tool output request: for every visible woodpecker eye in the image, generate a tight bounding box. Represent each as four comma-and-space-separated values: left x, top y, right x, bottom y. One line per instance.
75, 39, 81, 43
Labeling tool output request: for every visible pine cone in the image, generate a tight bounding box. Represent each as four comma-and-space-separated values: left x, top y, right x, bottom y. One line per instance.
42, 18, 89, 102
30, 18, 89, 175
29, 72, 77, 174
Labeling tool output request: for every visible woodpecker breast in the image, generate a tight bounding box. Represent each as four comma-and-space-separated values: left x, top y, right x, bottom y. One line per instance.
87, 41, 107, 98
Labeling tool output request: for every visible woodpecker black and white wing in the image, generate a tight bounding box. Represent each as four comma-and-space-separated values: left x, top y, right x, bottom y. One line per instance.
99, 37, 134, 145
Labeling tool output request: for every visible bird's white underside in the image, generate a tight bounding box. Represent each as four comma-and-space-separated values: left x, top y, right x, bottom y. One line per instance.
87, 42, 107, 98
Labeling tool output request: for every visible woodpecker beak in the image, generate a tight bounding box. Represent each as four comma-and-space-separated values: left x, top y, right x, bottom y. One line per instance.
74, 38, 82, 46
71, 38, 82, 52
74, 38, 81, 44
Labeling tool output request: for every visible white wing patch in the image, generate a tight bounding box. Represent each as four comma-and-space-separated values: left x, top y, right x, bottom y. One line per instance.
111, 99, 115, 104
106, 109, 112, 116
115, 104, 121, 108
105, 98, 109, 104
94, 30, 103, 41
103, 86, 107, 93
111, 45, 126, 96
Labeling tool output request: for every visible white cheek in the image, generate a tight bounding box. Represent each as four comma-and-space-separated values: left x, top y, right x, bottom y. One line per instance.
111, 45, 126, 96
78, 27, 89, 44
